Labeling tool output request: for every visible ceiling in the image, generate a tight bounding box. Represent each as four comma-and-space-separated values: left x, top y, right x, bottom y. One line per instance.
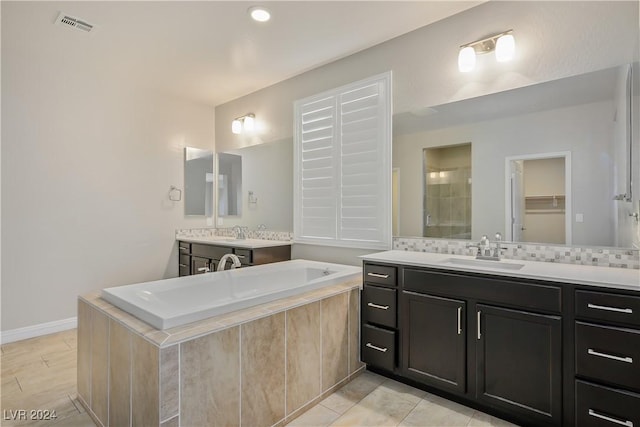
5, 1, 482, 107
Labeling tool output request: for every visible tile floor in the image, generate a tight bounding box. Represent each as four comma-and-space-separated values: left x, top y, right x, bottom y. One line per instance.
1, 330, 518, 427
289, 371, 518, 427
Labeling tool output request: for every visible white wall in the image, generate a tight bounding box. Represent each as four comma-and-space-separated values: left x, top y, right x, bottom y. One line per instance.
394, 101, 615, 246
1, 3, 215, 331
215, 1, 638, 263
219, 139, 293, 231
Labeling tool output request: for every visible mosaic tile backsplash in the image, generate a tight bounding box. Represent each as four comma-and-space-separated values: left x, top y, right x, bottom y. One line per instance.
393, 237, 640, 269
176, 229, 638, 269
176, 227, 293, 242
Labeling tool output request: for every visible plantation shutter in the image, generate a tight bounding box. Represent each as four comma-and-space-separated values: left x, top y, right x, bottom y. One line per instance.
294, 72, 391, 249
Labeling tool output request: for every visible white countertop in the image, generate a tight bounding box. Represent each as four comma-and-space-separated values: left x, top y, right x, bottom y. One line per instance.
361, 250, 640, 292
177, 236, 292, 249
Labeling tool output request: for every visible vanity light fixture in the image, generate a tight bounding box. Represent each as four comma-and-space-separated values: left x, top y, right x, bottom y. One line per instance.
231, 113, 256, 135
458, 30, 515, 72
248, 6, 271, 22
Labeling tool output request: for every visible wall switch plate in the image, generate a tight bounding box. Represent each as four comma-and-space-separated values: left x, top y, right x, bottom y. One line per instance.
217, 217, 223, 226
576, 213, 584, 223
206, 217, 213, 226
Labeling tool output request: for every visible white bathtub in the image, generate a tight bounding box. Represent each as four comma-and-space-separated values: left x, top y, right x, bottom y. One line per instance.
101, 259, 361, 330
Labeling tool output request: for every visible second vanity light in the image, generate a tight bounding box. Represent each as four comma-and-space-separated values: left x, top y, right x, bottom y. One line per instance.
458, 30, 515, 72
231, 113, 255, 134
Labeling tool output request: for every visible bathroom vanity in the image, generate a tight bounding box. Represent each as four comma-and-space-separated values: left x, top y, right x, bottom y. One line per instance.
360, 250, 640, 427
177, 237, 291, 276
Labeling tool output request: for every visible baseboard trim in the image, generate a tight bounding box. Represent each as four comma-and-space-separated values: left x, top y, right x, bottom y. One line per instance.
1, 317, 77, 344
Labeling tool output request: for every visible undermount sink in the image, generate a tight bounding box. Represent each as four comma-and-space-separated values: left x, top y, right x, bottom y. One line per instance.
440, 258, 525, 271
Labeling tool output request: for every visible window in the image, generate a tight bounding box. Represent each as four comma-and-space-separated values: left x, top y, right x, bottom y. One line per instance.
293, 72, 392, 249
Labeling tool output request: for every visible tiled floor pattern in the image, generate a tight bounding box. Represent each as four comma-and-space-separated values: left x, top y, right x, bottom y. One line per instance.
0, 330, 93, 426
287, 371, 519, 427
1, 330, 518, 427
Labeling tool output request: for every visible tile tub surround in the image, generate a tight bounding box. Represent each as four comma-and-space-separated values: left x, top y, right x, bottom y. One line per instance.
77, 279, 363, 427
393, 236, 640, 269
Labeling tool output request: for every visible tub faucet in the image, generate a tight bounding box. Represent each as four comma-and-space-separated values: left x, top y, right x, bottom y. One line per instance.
217, 253, 242, 271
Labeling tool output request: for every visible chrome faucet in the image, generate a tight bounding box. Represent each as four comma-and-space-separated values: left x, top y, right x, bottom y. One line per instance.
468, 233, 503, 261
233, 225, 246, 240
217, 253, 242, 271
492, 232, 503, 258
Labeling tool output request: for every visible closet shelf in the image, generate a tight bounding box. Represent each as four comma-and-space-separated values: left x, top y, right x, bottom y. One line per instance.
525, 195, 565, 200
525, 209, 566, 214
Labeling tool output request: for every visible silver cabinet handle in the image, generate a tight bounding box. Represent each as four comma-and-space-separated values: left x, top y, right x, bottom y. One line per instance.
367, 302, 389, 310
588, 349, 633, 364
366, 343, 388, 353
457, 307, 462, 335
179, 247, 189, 252
197, 267, 210, 272
179, 264, 188, 268
588, 409, 633, 427
367, 272, 389, 279
587, 303, 633, 314
477, 311, 481, 340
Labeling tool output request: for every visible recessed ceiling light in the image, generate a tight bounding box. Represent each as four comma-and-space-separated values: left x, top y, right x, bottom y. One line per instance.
248, 6, 271, 22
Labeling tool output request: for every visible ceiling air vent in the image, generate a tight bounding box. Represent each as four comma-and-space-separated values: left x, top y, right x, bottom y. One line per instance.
55, 12, 95, 33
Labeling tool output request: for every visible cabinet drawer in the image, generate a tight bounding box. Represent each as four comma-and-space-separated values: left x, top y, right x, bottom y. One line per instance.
179, 254, 190, 266
576, 380, 640, 427
361, 324, 395, 371
576, 290, 640, 327
576, 322, 640, 391
234, 248, 252, 265
364, 264, 397, 287
192, 256, 212, 274
362, 285, 396, 328
191, 244, 230, 260
178, 242, 191, 255
179, 264, 191, 277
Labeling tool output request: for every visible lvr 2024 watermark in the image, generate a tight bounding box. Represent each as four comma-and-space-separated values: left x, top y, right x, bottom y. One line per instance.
3, 409, 57, 421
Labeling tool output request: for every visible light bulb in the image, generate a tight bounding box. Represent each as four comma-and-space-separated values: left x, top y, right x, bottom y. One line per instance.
243, 115, 255, 132
232, 119, 242, 134
458, 46, 476, 72
249, 6, 271, 22
495, 34, 515, 62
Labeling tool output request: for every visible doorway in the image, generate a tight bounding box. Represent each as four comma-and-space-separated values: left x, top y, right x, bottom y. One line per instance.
505, 152, 571, 244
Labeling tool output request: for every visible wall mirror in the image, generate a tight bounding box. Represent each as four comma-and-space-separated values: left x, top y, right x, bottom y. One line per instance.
217, 152, 243, 217
217, 140, 293, 229
220, 66, 637, 248
184, 147, 214, 217
393, 63, 639, 248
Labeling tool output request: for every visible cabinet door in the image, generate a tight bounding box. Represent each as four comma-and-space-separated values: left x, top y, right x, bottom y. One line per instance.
476, 304, 562, 426
402, 291, 466, 393
192, 256, 211, 274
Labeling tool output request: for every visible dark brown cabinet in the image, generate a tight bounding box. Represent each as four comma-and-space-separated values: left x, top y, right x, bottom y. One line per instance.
364, 261, 567, 426
575, 289, 640, 426
360, 263, 398, 373
177, 241, 291, 276
575, 380, 640, 427
402, 291, 466, 393
476, 304, 562, 425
